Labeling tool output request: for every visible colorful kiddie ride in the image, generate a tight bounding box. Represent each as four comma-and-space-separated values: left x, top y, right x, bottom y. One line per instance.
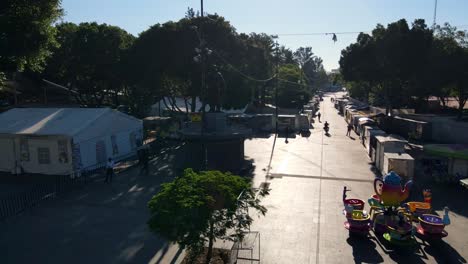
415, 206, 450, 241
342, 171, 451, 244
342, 186, 371, 236
368, 172, 417, 246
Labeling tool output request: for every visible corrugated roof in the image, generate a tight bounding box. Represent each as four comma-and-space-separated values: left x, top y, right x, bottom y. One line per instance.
0, 108, 111, 136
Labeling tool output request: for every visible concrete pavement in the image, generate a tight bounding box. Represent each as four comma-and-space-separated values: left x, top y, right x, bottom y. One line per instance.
0, 144, 186, 264
244, 92, 468, 263
1, 92, 467, 263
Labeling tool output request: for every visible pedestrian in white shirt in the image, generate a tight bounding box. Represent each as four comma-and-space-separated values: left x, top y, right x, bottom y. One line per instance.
105, 158, 115, 183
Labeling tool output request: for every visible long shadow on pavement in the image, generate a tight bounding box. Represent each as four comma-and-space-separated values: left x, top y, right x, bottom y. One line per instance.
0, 143, 187, 264
347, 236, 384, 263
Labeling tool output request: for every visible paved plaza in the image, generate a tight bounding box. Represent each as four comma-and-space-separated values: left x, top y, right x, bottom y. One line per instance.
1, 92, 467, 263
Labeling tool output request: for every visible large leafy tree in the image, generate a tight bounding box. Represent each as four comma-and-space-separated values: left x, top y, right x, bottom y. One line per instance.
340, 19, 444, 113
340, 18, 468, 118
277, 64, 310, 108
43, 22, 134, 106
0, 0, 63, 73
126, 13, 278, 114
434, 24, 468, 119
237, 33, 275, 106
148, 169, 268, 263
293, 47, 327, 93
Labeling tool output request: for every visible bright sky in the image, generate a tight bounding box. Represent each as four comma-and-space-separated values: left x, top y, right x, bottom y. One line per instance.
62, 0, 468, 71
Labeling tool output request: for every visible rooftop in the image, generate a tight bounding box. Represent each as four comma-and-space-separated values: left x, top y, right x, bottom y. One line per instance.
0, 108, 111, 136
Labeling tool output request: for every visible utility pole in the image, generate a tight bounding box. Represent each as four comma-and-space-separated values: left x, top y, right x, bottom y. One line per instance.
200, 0, 208, 170
201, 0, 204, 17
433, 0, 438, 30
272, 36, 279, 134
200, 0, 206, 122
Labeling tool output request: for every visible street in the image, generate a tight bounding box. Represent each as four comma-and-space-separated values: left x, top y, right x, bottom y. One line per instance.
0, 92, 467, 264
244, 92, 468, 263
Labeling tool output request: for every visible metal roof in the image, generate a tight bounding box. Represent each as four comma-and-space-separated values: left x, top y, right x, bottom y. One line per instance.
0, 108, 111, 136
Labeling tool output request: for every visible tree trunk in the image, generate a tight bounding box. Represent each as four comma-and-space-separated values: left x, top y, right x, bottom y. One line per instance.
439, 96, 446, 108
456, 84, 466, 120
383, 84, 391, 116
457, 97, 466, 120
206, 219, 214, 264
169, 96, 184, 113
162, 97, 171, 112
113, 88, 120, 107
184, 98, 189, 114
191, 96, 197, 113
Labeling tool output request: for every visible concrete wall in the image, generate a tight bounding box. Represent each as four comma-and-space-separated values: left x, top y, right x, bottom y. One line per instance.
370, 106, 415, 115
385, 116, 432, 141
403, 115, 468, 144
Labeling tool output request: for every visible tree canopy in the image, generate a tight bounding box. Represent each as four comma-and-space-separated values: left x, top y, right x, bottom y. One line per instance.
148, 169, 268, 263
43, 22, 135, 106
2, 6, 327, 115
0, 0, 63, 72
339, 19, 468, 118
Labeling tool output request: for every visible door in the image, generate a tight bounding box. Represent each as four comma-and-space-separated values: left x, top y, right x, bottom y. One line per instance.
0, 138, 15, 171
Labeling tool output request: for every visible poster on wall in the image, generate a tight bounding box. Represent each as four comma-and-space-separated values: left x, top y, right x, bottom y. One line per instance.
20, 138, 29, 161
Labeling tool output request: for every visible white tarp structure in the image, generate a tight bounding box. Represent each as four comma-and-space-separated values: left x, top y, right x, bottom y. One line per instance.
0, 108, 142, 175
150, 96, 246, 116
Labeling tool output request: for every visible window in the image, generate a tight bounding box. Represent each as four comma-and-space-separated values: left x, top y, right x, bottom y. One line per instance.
111, 135, 119, 155
38, 148, 50, 164
58, 140, 68, 163
20, 138, 30, 161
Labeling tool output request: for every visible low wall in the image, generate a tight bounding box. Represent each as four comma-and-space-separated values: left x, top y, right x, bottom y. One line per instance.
390, 116, 432, 141
370, 106, 415, 115
401, 114, 468, 144
431, 118, 468, 144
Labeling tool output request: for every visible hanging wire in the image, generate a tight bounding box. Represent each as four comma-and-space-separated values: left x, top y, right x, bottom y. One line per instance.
210, 49, 277, 82
276, 31, 368, 36
274, 24, 468, 37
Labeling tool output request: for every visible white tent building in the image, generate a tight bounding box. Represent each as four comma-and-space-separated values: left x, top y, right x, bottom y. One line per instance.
150, 96, 246, 116
0, 108, 143, 175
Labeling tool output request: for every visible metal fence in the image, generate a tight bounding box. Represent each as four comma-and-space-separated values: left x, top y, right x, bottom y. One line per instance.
0, 173, 90, 221
229, 241, 240, 264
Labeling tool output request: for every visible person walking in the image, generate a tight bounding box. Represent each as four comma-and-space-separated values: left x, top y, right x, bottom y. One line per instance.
317, 112, 321, 122
105, 158, 115, 183
139, 147, 149, 175
346, 124, 353, 137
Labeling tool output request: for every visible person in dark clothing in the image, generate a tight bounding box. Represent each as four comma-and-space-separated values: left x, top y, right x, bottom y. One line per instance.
346, 124, 353, 136
323, 121, 330, 134
317, 112, 321, 122
105, 158, 115, 183
140, 148, 149, 175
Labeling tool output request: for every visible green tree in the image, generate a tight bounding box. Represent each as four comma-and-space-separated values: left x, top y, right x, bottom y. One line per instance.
0, 0, 63, 73
277, 64, 310, 108
434, 24, 468, 119
148, 169, 268, 263
293, 47, 327, 93
43, 22, 134, 106
340, 19, 439, 113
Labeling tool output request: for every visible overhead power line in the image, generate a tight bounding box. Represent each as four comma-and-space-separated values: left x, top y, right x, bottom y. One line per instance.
277, 31, 368, 36
211, 49, 277, 82
274, 24, 468, 37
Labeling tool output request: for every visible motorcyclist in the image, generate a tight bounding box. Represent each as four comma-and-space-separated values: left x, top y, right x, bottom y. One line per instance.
324, 121, 330, 133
